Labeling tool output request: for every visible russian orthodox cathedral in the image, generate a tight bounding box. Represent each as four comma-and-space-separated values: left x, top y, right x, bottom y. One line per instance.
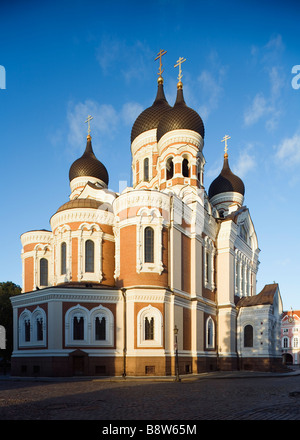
10, 52, 283, 377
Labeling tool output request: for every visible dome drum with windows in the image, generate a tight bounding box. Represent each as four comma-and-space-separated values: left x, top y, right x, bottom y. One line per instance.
131, 52, 205, 191
208, 135, 245, 214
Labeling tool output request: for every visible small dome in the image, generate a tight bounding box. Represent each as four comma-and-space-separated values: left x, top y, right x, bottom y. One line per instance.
69, 135, 109, 186
208, 154, 245, 199
56, 198, 103, 213
131, 77, 171, 143
157, 83, 205, 142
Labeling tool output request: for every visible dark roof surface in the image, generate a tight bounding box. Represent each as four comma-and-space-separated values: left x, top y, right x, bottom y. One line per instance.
56, 198, 103, 213
131, 79, 171, 143
236, 283, 278, 308
208, 155, 245, 199
69, 136, 109, 185
156, 86, 205, 142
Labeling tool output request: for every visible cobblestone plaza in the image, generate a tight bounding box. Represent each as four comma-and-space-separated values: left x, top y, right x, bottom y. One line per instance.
1, 370, 300, 421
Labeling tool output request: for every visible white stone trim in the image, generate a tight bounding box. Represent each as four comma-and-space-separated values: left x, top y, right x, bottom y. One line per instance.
33, 243, 53, 290
206, 316, 215, 349
157, 130, 203, 153
209, 191, 244, 210
54, 224, 72, 284
70, 176, 107, 194
136, 207, 164, 274
65, 304, 114, 347
50, 208, 114, 232
203, 236, 215, 290
77, 223, 103, 282
137, 305, 163, 347
131, 129, 157, 157
113, 189, 170, 218
18, 306, 47, 348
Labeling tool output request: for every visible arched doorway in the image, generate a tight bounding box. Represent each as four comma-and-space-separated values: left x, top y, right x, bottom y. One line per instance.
69, 349, 88, 376
283, 353, 293, 365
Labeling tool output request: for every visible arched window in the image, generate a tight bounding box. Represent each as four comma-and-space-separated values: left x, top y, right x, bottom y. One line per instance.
95, 316, 106, 340
144, 157, 149, 182
66, 305, 114, 347
197, 163, 201, 183
19, 308, 47, 347
283, 337, 289, 348
244, 324, 253, 347
137, 305, 163, 347
36, 317, 43, 341
61, 242, 67, 275
144, 227, 154, 263
73, 316, 84, 340
145, 317, 154, 340
206, 317, 214, 348
25, 319, 31, 342
40, 258, 48, 286
182, 157, 189, 177
90, 306, 114, 346
166, 157, 174, 180
85, 240, 94, 272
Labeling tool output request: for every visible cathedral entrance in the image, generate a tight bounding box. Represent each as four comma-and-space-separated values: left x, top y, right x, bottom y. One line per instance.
72, 356, 85, 375
283, 353, 293, 365
70, 350, 88, 376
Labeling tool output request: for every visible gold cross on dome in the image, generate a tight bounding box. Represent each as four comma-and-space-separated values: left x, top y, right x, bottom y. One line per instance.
221, 134, 231, 154
85, 115, 93, 135
155, 49, 167, 77
174, 56, 186, 82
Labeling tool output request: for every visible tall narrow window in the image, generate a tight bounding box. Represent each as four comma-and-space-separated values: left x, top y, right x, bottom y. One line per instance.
205, 251, 210, 284
73, 316, 84, 340
36, 318, 43, 341
25, 319, 30, 342
207, 318, 214, 347
244, 325, 253, 347
166, 157, 174, 180
95, 316, 106, 340
145, 317, 154, 340
40, 258, 48, 286
85, 240, 94, 272
283, 337, 289, 348
144, 227, 154, 263
144, 157, 149, 181
61, 242, 67, 275
197, 163, 201, 183
182, 158, 189, 177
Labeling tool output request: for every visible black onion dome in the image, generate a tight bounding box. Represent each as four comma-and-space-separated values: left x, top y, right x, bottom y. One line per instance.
69, 135, 109, 185
131, 78, 171, 143
208, 154, 245, 199
157, 83, 205, 142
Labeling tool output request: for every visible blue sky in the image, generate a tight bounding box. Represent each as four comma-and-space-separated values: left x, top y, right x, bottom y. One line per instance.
1, 0, 300, 310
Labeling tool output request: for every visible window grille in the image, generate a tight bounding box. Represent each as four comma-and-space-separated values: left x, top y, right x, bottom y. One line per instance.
95, 316, 106, 340
73, 316, 84, 340
85, 240, 94, 272
145, 317, 154, 340
144, 227, 154, 263
40, 258, 48, 286
244, 325, 253, 347
61, 242, 67, 275
144, 157, 149, 181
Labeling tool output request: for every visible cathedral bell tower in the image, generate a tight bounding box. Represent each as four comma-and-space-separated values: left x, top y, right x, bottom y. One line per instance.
156, 57, 205, 194
130, 52, 206, 195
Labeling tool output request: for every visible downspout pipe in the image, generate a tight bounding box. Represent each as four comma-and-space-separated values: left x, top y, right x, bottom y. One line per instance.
121, 288, 127, 378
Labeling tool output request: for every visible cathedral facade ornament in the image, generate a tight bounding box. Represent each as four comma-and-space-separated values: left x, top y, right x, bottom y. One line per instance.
10, 54, 282, 378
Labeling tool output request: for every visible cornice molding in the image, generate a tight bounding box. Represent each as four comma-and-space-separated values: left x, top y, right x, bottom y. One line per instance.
50, 208, 114, 231
11, 288, 123, 307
